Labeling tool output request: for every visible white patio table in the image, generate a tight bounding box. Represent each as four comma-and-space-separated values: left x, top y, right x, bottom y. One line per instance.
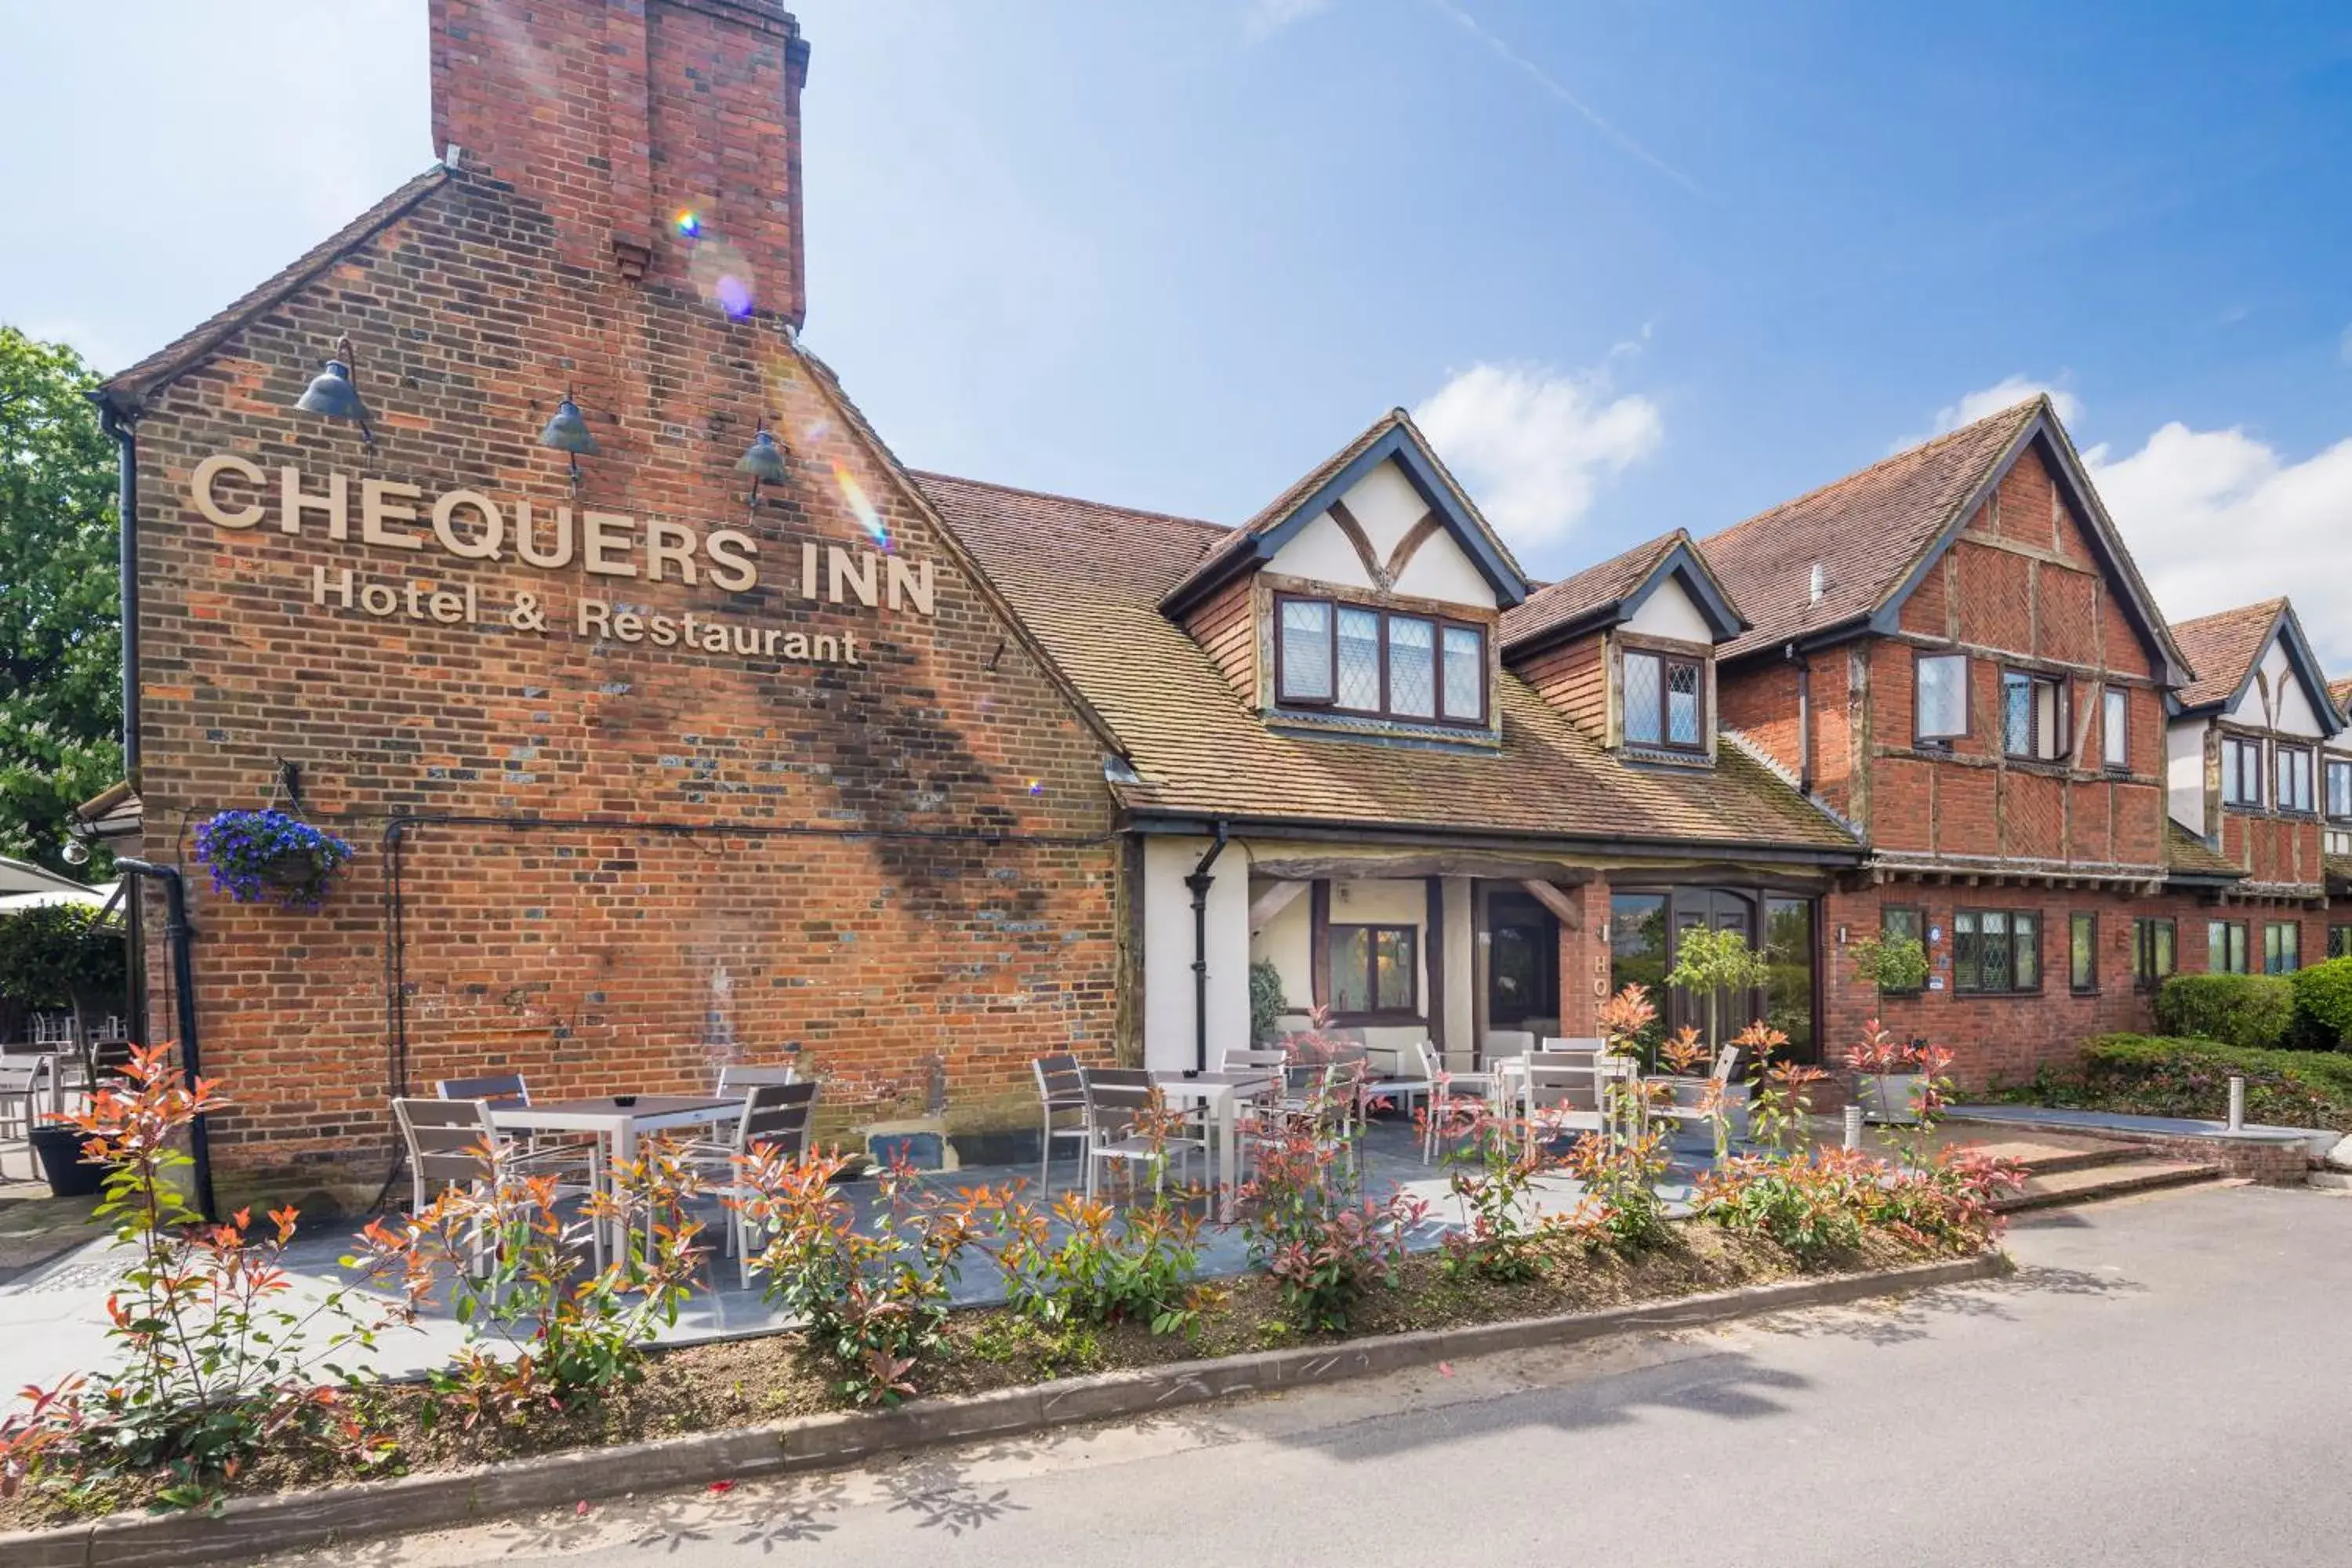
489, 1094, 743, 1254
1149, 1068, 1277, 1221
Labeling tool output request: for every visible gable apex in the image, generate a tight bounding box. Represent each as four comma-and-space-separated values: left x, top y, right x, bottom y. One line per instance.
1159, 411, 1530, 618
2171, 597, 2343, 738
1501, 528, 1748, 656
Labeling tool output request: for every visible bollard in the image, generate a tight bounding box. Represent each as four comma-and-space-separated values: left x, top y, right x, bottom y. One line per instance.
1843, 1102, 1865, 1150
2227, 1074, 2246, 1132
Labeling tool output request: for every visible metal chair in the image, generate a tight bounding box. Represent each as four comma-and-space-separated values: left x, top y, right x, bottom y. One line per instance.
436, 1073, 530, 1107
1645, 1044, 1743, 1156
1081, 1068, 1205, 1200
716, 1063, 799, 1094
1414, 1039, 1499, 1163
1521, 1048, 1610, 1154
696, 1082, 819, 1285
390, 1096, 605, 1272
0, 1055, 55, 1181
1032, 1054, 1090, 1196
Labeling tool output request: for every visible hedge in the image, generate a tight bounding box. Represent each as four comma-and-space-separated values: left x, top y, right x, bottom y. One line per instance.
2289, 956, 2352, 1047
2069, 1033, 2352, 1133
2151, 972, 2296, 1050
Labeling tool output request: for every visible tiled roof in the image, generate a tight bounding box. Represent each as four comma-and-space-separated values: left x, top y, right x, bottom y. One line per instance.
2170, 600, 2285, 712
1499, 528, 1746, 654
100, 165, 452, 411
1701, 399, 2043, 663
2331, 677, 2352, 720
916, 472, 1861, 855
1499, 530, 1682, 650
2327, 855, 2352, 895
2165, 819, 2245, 880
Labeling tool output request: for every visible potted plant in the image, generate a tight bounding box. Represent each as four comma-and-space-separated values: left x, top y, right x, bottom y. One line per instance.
192, 808, 355, 909
1848, 929, 1930, 997
1844, 1018, 1938, 1125
1248, 957, 1287, 1047
1661, 927, 1772, 1063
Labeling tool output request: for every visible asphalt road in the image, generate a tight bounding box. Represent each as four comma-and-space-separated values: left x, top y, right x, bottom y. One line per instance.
284, 1181, 2352, 1568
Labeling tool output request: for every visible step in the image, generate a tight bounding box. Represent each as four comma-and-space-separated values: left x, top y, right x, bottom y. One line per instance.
1994, 1158, 2223, 1214
1966, 1138, 2145, 1178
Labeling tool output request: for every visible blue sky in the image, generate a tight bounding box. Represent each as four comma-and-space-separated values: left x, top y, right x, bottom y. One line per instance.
6, 2, 2352, 652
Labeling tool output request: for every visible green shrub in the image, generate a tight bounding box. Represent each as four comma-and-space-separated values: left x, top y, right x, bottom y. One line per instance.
1247, 958, 1287, 1047
2289, 956, 2352, 1048
2064, 1033, 2352, 1132
2151, 972, 2295, 1049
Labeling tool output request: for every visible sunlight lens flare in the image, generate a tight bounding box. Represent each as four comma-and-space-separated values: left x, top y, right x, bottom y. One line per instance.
829, 459, 890, 549
673, 209, 702, 238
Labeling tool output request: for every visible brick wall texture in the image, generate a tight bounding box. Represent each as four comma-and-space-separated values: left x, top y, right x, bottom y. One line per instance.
121, 2, 1126, 1210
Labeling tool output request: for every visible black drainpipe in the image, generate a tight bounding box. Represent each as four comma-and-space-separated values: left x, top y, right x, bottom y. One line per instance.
113, 858, 215, 1221
1184, 822, 1229, 1073
96, 401, 140, 783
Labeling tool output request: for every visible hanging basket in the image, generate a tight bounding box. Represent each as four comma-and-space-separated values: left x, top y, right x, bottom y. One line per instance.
192, 809, 355, 910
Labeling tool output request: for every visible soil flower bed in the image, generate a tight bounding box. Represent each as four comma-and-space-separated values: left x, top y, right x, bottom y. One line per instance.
0, 994, 2023, 1536
0, 1221, 1972, 1534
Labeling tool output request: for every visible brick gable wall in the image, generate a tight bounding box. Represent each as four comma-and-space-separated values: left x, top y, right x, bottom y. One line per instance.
125, 172, 1123, 1212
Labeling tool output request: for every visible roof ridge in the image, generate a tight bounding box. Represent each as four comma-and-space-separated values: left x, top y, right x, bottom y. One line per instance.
2171, 596, 2288, 633
100, 163, 452, 408
908, 470, 1229, 535
1703, 395, 2042, 553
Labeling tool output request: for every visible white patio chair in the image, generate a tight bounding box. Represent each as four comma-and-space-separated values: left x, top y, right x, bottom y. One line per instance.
1644, 1044, 1742, 1156
1414, 1040, 1498, 1163
1522, 1048, 1610, 1155
1031, 1054, 1090, 1197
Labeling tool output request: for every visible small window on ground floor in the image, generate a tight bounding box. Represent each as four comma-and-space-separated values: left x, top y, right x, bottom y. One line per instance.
2332, 924, 2352, 961
2265, 920, 2301, 975
2133, 918, 2176, 991
2069, 913, 2098, 994
1955, 909, 2041, 994
1328, 924, 1417, 1016
2209, 920, 2249, 975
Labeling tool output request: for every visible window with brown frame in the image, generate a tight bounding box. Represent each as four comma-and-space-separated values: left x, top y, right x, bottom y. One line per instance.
1327, 923, 1417, 1018
2102, 686, 2129, 771
1622, 648, 1707, 752
1953, 909, 2041, 994
2133, 918, 2176, 991
2069, 913, 2097, 994
2222, 735, 2264, 809
1273, 593, 1487, 727
2265, 920, 2301, 975
2209, 919, 2249, 975
1878, 906, 1926, 995
2001, 670, 2067, 762
2276, 745, 2314, 815
2328, 757, 2352, 822
1915, 653, 1968, 743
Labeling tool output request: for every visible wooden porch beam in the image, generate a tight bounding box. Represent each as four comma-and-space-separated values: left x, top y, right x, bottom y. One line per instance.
1247, 879, 1308, 932
1519, 878, 1583, 931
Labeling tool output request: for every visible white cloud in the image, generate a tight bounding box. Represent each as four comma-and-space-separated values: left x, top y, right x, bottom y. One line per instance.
1243, 0, 1334, 42
1932, 375, 2083, 435
2085, 423, 2352, 665
1413, 362, 1663, 549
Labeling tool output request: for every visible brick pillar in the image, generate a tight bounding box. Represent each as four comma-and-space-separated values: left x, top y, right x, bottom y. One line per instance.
1557, 877, 1612, 1036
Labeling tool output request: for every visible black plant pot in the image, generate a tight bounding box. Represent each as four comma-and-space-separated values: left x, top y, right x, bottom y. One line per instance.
31, 1123, 103, 1199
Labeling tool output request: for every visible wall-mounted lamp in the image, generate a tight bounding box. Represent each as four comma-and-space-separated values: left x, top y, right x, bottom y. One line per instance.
292, 335, 375, 447
735, 422, 790, 508
538, 387, 600, 493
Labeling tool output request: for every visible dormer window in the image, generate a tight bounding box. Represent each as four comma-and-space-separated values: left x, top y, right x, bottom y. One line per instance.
1623, 648, 1706, 752
1273, 592, 1488, 727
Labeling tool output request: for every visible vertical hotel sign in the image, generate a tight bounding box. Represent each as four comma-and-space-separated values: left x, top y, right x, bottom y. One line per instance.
189, 455, 936, 666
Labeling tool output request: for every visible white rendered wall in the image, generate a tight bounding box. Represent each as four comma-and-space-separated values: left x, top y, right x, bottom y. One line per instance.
2225, 636, 2328, 738
1622, 575, 1714, 644
1264, 458, 1498, 611
1142, 837, 1250, 1073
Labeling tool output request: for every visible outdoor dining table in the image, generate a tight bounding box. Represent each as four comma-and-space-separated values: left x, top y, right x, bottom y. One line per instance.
488, 1094, 744, 1254
1148, 1068, 1278, 1221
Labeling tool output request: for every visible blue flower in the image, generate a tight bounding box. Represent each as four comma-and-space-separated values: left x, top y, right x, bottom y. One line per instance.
191, 809, 354, 910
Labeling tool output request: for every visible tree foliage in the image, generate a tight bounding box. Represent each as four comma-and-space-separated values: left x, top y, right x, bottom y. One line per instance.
0, 326, 121, 877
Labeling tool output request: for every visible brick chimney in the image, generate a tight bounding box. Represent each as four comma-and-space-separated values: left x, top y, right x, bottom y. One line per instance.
428, 0, 811, 327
